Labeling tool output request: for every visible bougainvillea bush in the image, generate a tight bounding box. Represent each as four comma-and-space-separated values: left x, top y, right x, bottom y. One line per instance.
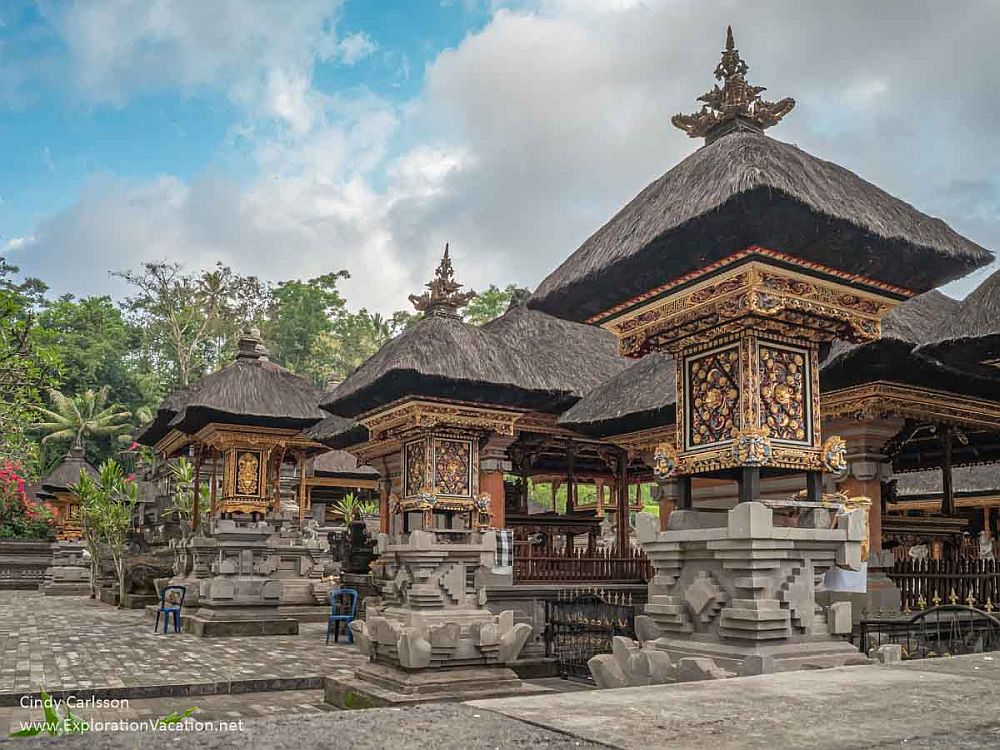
0, 461, 54, 539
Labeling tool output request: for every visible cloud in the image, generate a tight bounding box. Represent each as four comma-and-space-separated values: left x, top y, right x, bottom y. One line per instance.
9, 0, 1000, 315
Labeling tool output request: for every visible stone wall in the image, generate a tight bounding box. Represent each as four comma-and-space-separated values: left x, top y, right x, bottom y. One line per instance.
0, 539, 54, 590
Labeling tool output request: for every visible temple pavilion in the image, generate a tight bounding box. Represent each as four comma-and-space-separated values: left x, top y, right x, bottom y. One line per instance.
137, 29, 1000, 625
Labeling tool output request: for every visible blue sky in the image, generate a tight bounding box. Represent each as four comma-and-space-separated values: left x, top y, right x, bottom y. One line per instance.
1, 1, 998, 313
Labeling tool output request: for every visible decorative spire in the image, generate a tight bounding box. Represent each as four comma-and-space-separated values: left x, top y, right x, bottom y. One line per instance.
408, 244, 476, 319
671, 26, 794, 144
235, 327, 269, 361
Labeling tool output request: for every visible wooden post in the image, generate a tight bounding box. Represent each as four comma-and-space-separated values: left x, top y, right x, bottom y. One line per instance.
297, 451, 307, 524
596, 480, 605, 517
272, 447, 285, 514
192, 444, 202, 533
739, 467, 760, 504
566, 442, 576, 515
942, 427, 955, 517
805, 471, 823, 504
677, 477, 692, 510
616, 452, 629, 551
209, 446, 217, 518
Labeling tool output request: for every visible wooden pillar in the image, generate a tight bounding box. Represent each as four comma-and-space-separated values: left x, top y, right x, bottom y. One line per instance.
677, 477, 693, 510
805, 471, 823, 504
479, 470, 506, 529
297, 451, 307, 524
941, 427, 955, 518
738, 467, 760, 504
272, 447, 285, 514
566, 442, 576, 515
192, 444, 202, 533
209, 446, 217, 518
596, 480, 605, 517
616, 452, 629, 551
551, 480, 559, 512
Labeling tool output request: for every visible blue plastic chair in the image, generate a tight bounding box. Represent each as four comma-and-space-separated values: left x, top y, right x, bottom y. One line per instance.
326, 588, 358, 645
154, 585, 186, 634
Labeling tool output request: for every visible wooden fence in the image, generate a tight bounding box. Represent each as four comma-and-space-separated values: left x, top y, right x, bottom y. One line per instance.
889, 558, 1000, 609
513, 545, 651, 584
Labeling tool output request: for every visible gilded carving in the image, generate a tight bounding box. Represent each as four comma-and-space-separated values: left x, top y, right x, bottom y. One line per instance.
434, 438, 472, 496
821, 436, 848, 474
653, 442, 678, 480
671, 27, 795, 140
686, 345, 740, 448
758, 343, 809, 443
236, 451, 261, 496
730, 427, 773, 466
404, 440, 427, 497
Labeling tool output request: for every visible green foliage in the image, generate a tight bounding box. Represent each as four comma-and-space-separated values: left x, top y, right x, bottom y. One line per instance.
114, 261, 270, 386
463, 284, 528, 325
0, 259, 59, 469
0, 461, 54, 539
162, 457, 209, 527
72, 460, 140, 607
333, 492, 361, 521
263, 271, 349, 386
328, 308, 403, 380
31, 387, 133, 456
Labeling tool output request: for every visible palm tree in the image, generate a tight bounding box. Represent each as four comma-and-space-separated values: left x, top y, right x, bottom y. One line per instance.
32, 386, 133, 450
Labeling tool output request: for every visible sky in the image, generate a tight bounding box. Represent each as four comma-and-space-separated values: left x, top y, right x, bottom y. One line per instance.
1, 0, 998, 315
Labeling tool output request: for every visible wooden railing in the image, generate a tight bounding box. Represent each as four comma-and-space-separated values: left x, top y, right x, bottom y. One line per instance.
513, 545, 651, 584
889, 558, 1000, 609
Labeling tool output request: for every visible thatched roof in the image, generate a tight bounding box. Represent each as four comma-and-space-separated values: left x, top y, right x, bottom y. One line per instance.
320, 305, 629, 419
895, 463, 1000, 498
530, 130, 992, 322
310, 450, 378, 478
561, 290, 996, 436
558, 352, 675, 436
137, 331, 327, 445
915, 268, 1000, 376
41, 444, 98, 492
307, 414, 369, 449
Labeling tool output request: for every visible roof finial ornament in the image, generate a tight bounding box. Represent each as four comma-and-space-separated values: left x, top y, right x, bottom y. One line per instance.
671, 26, 794, 144
409, 243, 476, 319
236, 327, 269, 361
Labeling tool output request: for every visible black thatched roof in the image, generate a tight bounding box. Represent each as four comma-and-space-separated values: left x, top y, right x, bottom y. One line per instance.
558, 352, 675, 436
137, 331, 327, 446
41, 444, 98, 493
896, 463, 1000, 498
311, 450, 379, 478
307, 414, 369, 449
915, 268, 1000, 376
319, 305, 629, 419
561, 290, 997, 436
530, 130, 992, 322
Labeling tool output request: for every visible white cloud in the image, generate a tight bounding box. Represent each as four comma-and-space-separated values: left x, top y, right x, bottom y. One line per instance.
9, 0, 1000, 314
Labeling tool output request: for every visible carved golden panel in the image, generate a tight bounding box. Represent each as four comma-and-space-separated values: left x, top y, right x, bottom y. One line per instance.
234, 450, 262, 496
758, 343, 810, 443
403, 440, 427, 497
433, 438, 472, 497
685, 344, 741, 450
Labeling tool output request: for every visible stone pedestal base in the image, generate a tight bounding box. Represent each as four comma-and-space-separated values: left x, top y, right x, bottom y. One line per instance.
324, 662, 547, 709
651, 635, 868, 675
41, 581, 90, 596
183, 607, 298, 637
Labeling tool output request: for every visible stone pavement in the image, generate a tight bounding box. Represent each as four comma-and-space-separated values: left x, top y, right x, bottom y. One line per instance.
7, 656, 1000, 749
0, 591, 365, 702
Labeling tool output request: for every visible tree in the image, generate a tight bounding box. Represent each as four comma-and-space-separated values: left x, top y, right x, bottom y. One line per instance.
463, 284, 528, 325
73, 461, 139, 607
115, 261, 270, 386
32, 387, 133, 455
263, 271, 349, 386
162, 457, 208, 540
0, 258, 58, 468
328, 308, 398, 380
0, 461, 54, 539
